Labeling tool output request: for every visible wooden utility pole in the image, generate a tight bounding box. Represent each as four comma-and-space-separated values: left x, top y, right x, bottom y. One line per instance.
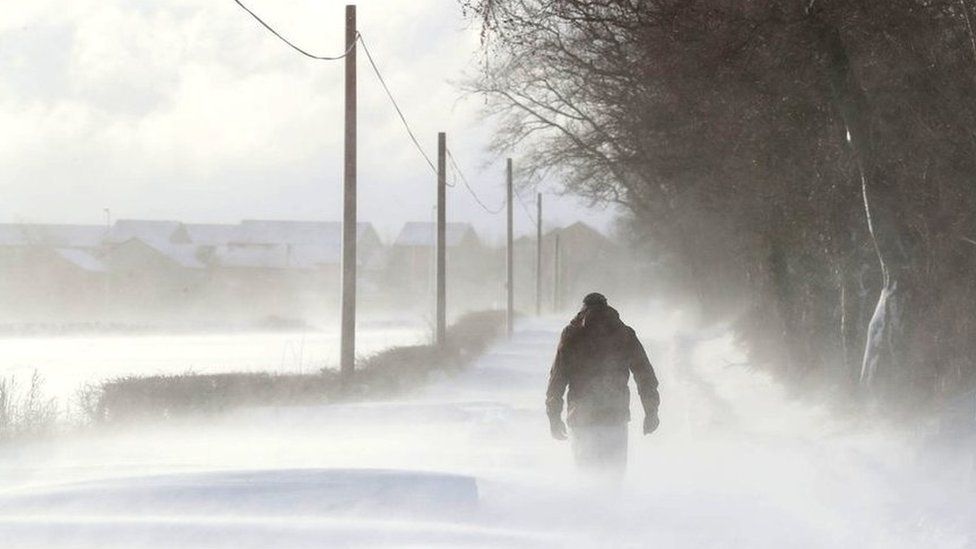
435, 132, 447, 346
506, 158, 514, 337
553, 232, 561, 313
535, 193, 542, 316
339, 4, 357, 383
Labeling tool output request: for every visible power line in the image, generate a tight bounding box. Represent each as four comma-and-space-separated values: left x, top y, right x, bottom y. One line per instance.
233, 0, 358, 60
233, 3, 494, 211
445, 161, 457, 188
359, 35, 439, 176
514, 187, 538, 225
446, 148, 506, 215
448, 147, 535, 222
233, 1, 438, 176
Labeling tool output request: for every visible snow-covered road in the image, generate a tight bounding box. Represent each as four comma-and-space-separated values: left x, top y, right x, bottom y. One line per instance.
0, 314, 973, 547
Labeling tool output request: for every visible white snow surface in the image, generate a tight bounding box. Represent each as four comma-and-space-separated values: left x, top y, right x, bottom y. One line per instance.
0, 311, 974, 547
0, 326, 427, 404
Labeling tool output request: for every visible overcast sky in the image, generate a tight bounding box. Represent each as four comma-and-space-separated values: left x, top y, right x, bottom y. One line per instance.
0, 0, 616, 243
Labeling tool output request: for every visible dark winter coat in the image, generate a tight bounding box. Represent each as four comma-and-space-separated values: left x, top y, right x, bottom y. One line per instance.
546, 304, 660, 427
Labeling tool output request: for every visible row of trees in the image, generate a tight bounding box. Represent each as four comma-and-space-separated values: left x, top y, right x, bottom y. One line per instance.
461, 0, 976, 408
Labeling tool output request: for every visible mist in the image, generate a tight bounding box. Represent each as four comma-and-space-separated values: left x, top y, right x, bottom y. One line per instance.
1, 1, 974, 548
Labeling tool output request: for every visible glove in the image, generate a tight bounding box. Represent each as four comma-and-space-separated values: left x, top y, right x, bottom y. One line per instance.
549, 418, 568, 441
643, 414, 660, 435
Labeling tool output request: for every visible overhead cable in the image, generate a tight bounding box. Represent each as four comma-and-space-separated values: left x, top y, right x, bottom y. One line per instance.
359, 35, 439, 175
233, 0, 358, 60
447, 148, 506, 215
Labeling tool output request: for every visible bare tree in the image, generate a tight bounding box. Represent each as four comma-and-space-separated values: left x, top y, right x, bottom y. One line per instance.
463, 0, 976, 407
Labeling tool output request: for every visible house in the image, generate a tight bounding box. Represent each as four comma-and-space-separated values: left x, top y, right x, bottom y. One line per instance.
0, 243, 107, 321
205, 220, 386, 318
544, 222, 623, 311
231, 220, 383, 266
212, 245, 301, 270
509, 222, 625, 313
105, 219, 191, 246
203, 244, 315, 319
102, 238, 204, 274
387, 222, 495, 311
215, 220, 385, 278
393, 222, 482, 250
547, 222, 617, 259
53, 248, 108, 273
102, 220, 205, 281
185, 223, 241, 247
184, 223, 242, 268
0, 217, 404, 324
225, 219, 384, 287
100, 235, 207, 314
0, 224, 110, 320
391, 222, 483, 288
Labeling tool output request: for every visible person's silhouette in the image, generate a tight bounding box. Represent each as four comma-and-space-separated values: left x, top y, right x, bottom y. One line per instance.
546, 293, 660, 478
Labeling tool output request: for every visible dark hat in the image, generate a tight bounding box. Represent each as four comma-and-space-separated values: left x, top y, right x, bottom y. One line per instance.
582, 292, 608, 307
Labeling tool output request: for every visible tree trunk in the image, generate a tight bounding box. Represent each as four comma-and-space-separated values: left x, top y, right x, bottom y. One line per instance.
838, 264, 861, 387
807, 12, 916, 398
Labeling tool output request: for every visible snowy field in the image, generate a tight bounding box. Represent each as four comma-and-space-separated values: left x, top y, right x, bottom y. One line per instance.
0, 324, 428, 403
0, 311, 973, 547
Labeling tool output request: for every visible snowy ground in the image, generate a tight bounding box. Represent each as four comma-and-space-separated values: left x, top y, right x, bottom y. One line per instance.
0, 325, 427, 403
0, 311, 973, 547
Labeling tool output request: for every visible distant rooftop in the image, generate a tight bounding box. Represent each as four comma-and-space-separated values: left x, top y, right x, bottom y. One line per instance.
54, 248, 107, 273
185, 224, 240, 246
212, 244, 302, 270
234, 220, 377, 246
213, 240, 372, 269
137, 240, 206, 269
106, 219, 190, 246
394, 222, 479, 248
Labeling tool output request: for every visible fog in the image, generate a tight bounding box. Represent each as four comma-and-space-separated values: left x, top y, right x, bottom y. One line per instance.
0, 311, 973, 547
2, 0, 975, 547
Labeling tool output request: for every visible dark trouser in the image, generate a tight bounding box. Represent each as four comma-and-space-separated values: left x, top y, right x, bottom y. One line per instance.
570, 422, 628, 480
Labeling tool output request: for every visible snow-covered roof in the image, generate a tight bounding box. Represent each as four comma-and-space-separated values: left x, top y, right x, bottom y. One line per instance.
213, 244, 312, 270
54, 248, 107, 273
235, 220, 338, 245
106, 220, 189, 245
394, 222, 480, 248
546, 221, 607, 240
213, 241, 368, 270
213, 245, 288, 270
234, 220, 378, 247
185, 224, 240, 246
545, 222, 613, 248
136, 240, 206, 269
0, 224, 107, 248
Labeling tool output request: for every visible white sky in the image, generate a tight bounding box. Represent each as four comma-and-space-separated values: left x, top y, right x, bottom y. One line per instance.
0, 0, 616, 243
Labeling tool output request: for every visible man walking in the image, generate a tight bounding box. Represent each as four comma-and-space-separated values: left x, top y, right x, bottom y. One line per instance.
546, 293, 660, 478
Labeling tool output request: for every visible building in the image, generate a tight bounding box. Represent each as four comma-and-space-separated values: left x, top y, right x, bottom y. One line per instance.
228, 220, 382, 267
388, 222, 496, 313
100, 236, 207, 318
545, 222, 623, 311
511, 222, 626, 313
105, 219, 191, 246
184, 223, 241, 247
0, 224, 110, 321
0, 218, 391, 325
206, 220, 386, 319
